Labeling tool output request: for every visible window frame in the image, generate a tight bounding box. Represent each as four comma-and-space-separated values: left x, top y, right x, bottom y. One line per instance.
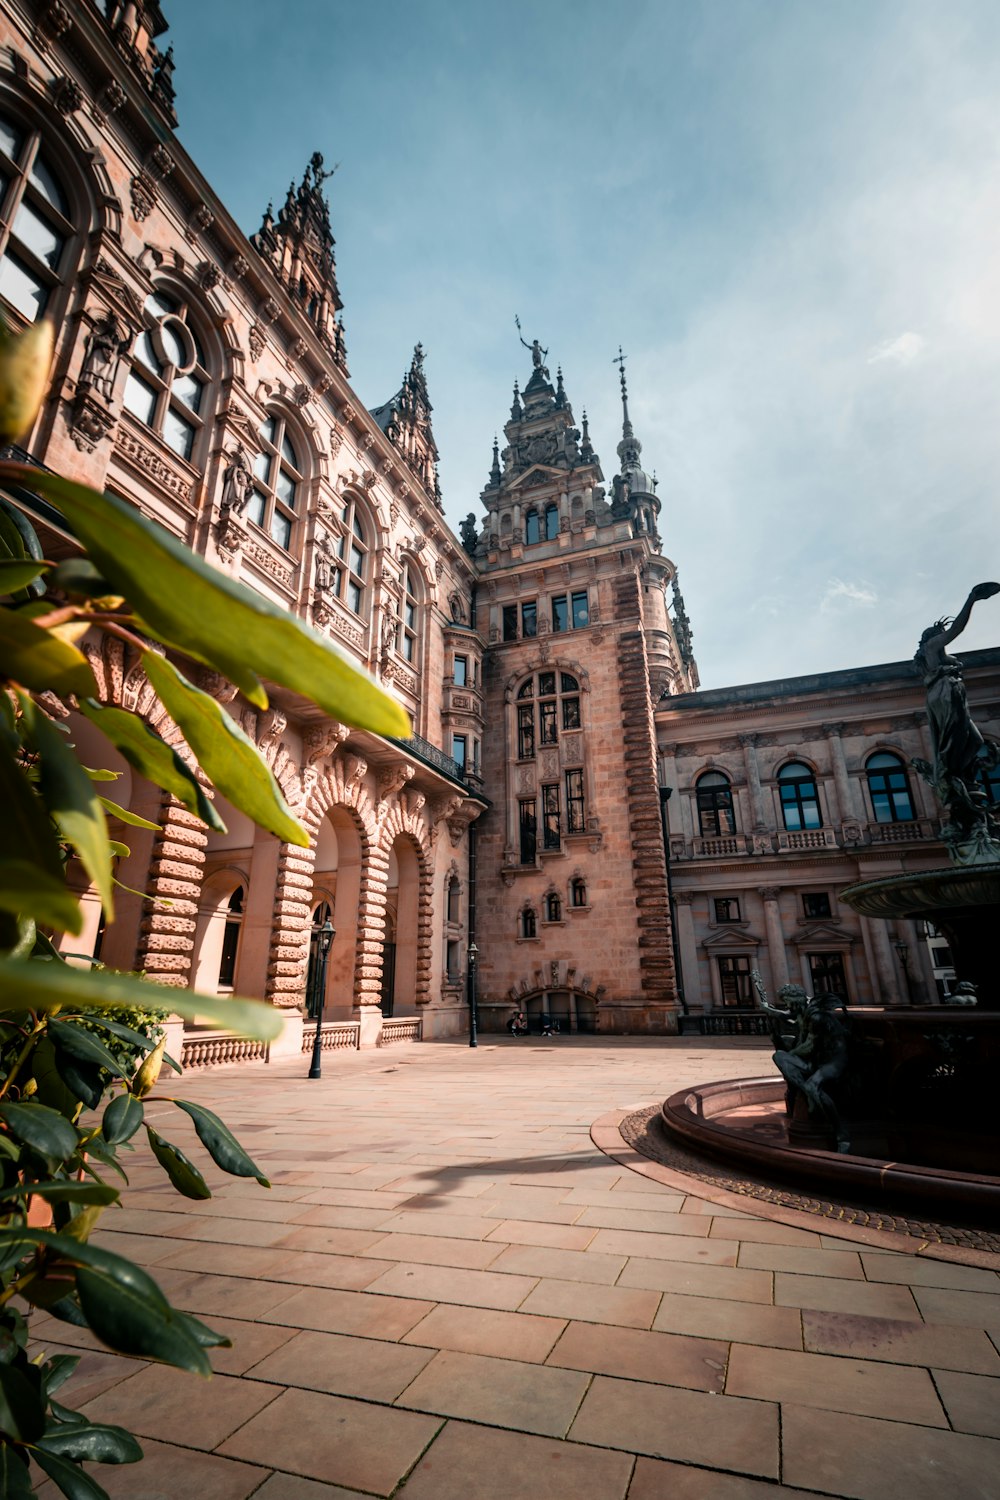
0, 111, 77, 327
717, 955, 754, 1008
802, 892, 833, 920
865, 752, 916, 824
332, 492, 370, 616
246, 411, 304, 552
777, 761, 823, 832
453, 654, 468, 687
696, 771, 736, 837
807, 951, 849, 1000
396, 561, 420, 663
123, 286, 212, 466
713, 896, 742, 924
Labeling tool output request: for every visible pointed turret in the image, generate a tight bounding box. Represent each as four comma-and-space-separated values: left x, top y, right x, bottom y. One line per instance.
370, 343, 442, 508
611, 347, 660, 541
251, 152, 347, 371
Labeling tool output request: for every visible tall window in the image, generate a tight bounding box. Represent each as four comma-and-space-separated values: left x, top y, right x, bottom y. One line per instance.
248, 413, 302, 550
452, 734, 467, 774
0, 114, 73, 323
545, 503, 559, 540
808, 952, 848, 999
525, 508, 540, 544
565, 769, 585, 832
714, 897, 741, 923
541, 783, 560, 849
446, 875, 460, 925
502, 604, 518, 640
521, 907, 536, 938
333, 495, 369, 615
778, 762, 822, 831
521, 601, 537, 638
454, 654, 468, 687
217, 886, 245, 991
551, 591, 589, 631
516, 672, 581, 752
545, 891, 562, 922
803, 892, 832, 920
124, 289, 210, 462
397, 563, 418, 662
518, 799, 537, 864
571, 877, 587, 907
866, 752, 915, 824
696, 771, 735, 837
717, 956, 753, 1007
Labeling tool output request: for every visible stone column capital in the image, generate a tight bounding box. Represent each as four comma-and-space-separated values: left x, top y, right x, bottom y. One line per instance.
821, 722, 846, 739
758, 886, 782, 903
738, 732, 759, 748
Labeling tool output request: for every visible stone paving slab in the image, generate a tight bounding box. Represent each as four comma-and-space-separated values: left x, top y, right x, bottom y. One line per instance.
29, 1037, 1000, 1498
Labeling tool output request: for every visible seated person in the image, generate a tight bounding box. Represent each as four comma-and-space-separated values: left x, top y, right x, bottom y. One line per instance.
506, 1010, 529, 1036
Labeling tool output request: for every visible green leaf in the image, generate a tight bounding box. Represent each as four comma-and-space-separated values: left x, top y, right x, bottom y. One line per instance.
171, 1307, 232, 1351
49, 1019, 127, 1080
86, 1016, 162, 1054
0, 1102, 78, 1167
0, 1443, 33, 1499
172, 1099, 270, 1186
40, 1354, 80, 1395
77, 699, 225, 834
143, 651, 307, 847
39, 1420, 142, 1464
107, 840, 130, 859
51, 1053, 109, 1112
0, 1181, 119, 1207
0, 1362, 45, 1443
0, 958, 284, 1042
17, 694, 113, 918
0, 559, 45, 592
1, 914, 36, 961
50, 557, 119, 601
96, 797, 159, 830
145, 1125, 210, 1199
32, 1445, 115, 1499
102, 1092, 143, 1146
83, 768, 119, 782
0, 1227, 214, 1375
0, 734, 82, 934
0, 467, 411, 736
0, 605, 97, 697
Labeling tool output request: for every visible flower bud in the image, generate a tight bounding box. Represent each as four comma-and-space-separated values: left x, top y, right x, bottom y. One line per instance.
0, 319, 54, 443
133, 1036, 165, 1098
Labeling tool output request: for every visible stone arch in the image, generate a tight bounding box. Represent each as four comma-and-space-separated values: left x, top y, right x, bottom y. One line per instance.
506, 963, 603, 1035
192, 864, 249, 995
381, 827, 431, 1015
503, 659, 592, 703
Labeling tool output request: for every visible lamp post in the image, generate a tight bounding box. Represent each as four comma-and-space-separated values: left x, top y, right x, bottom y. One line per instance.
308, 917, 335, 1079
892, 938, 913, 1006
467, 940, 479, 1049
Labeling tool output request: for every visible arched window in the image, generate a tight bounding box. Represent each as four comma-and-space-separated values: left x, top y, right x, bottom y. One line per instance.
544, 503, 559, 540
123, 288, 210, 462
524, 508, 540, 545
217, 885, 245, 991
249, 412, 303, 550
0, 112, 75, 323
446, 873, 460, 925
866, 752, 915, 823
571, 877, 587, 908
696, 771, 735, 837
521, 907, 536, 939
778, 761, 822, 831
397, 562, 419, 662
545, 892, 562, 922
334, 493, 369, 615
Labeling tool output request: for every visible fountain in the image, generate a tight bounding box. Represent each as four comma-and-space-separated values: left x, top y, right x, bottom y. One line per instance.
659, 584, 1000, 1215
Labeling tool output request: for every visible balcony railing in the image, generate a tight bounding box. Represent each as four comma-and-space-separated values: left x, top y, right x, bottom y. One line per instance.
389, 731, 466, 784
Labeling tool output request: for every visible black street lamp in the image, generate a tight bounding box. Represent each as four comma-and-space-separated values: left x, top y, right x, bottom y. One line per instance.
308, 917, 335, 1079
467, 940, 479, 1049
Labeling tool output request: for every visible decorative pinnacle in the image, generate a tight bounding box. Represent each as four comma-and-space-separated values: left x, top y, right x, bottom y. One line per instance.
489, 434, 501, 485
614, 344, 641, 470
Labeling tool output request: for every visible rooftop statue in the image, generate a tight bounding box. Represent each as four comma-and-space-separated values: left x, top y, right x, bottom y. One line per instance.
912, 581, 1000, 865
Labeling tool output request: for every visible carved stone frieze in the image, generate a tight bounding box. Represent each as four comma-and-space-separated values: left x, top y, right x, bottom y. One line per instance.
188, 204, 214, 238
292, 383, 311, 407
37, 2, 71, 45
256, 708, 287, 760
314, 373, 333, 396
215, 510, 244, 565
290, 337, 308, 361
197, 669, 240, 705
228, 254, 249, 281
129, 173, 156, 223
340, 754, 367, 787
403, 788, 426, 818
68, 391, 116, 453
146, 145, 174, 180
260, 297, 280, 324
304, 722, 349, 766
377, 764, 416, 804
114, 426, 193, 502
247, 324, 266, 361
242, 538, 294, 588
93, 78, 125, 124
198, 261, 221, 291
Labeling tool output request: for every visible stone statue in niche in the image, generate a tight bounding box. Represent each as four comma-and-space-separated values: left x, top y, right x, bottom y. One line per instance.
314, 531, 336, 592
459, 513, 479, 556
448, 590, 468, 624
80, 310, 130, 402
220, 444, 253, 514
912, 581, 1000, 863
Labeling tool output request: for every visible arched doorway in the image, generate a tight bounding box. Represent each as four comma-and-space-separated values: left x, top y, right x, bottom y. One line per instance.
385, 835, 420, 1017
312, 806, 365, 1021
523, 988, 599, 1034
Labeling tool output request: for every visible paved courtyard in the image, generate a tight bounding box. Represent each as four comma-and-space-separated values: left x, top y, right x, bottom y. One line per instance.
31, 1037, 1000, 1500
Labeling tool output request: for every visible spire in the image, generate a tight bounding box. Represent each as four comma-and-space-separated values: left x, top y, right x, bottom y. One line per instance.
489, 434, 501, 488
370, 342, 440, 506
579, 409, 595, 464
509, 380, 522, 421
614, 345, 642, 474
554, 366, 567, 409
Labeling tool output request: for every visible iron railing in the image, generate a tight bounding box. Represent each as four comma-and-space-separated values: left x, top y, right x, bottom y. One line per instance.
389, 731, 465, 784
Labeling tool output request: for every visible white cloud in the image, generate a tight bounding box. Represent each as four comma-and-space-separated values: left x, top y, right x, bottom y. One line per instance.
821, 578, 879, 613
867, 331, 926, 366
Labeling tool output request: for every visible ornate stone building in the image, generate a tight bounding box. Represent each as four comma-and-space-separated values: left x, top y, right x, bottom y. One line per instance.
2, 2, 997, 1057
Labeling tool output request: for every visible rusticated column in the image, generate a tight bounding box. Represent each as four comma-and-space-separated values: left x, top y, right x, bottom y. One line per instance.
134, 797, 208, 984
614, 572, 679, 1022
759, 886, 790, 992
356, 838, 390, 1046
415, 856, 433, 1006
265, 841, 318, 1010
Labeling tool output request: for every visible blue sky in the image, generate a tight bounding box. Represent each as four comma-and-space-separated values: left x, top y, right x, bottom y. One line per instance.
167, 0, 1000, 687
